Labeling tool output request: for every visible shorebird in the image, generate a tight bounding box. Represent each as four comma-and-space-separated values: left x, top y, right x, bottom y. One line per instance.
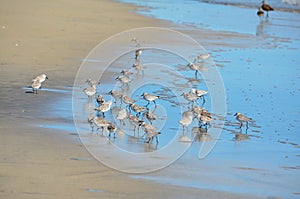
115, 75, 131, 87
120, 69, 133, 77
130, 103, 147, 117
33, 74, 48, 83
83, 84, 97, 100
191, 88, 208, 105
107, 122, 117, 138
261, 0, 274, 18
234, 112, 251, 129
132, 63, 144, 75
145, 131, 161, 144
143, 110, 157, 124
135, 49, 142, 60
192, 106, 204, 118
257, 7, 264, 18
121, 95, 136, 106
86, 78, 100, 87
141, 92, 160, 107
116, 108, 127, 126
128, 114, 143, 132
140, 121, 157, 133
197, 53, 211, 60
191, 88, 207, 97
88, 114, 95, 132
94, 100, 112, 117
96, 94, 105, 106
31, 79, 41, 94
179, 111, 193, 132
108, 90, 122, 104
187, 62, 200, 77
198, 110, 213, 129
93, 117, 109, 134
181, 92, 199, 104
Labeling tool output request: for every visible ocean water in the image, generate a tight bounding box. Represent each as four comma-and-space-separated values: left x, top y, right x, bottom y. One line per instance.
73, 0, 299, 198
119, 0, 300, 37
200, 0, 300, 10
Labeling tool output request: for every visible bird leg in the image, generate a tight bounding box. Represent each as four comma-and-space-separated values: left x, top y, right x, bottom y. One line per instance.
146, 102, 150, 107
194, 70, 198, 79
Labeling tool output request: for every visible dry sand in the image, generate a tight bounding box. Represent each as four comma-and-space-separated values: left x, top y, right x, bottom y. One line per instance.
0, 0, 264, 198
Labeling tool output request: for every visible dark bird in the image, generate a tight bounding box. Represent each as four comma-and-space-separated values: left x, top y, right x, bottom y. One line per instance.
261, 0, 274, 18
135, 49, 142, 60
257, 7, 264, 18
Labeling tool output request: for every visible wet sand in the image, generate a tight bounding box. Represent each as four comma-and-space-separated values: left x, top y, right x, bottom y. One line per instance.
0, 0, 288, 198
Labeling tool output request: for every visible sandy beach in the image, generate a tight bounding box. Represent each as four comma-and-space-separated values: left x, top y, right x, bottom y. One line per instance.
1, 0, 299, 198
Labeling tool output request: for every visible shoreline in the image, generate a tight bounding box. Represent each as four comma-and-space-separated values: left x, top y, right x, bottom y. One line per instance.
1, 0, 298, 198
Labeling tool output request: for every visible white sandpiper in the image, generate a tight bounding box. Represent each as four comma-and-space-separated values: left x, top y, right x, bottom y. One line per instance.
130, 103, 147, 117
83, 84, 97, 100
132, 63, 144, 75
31, 79, 42, 94
179, 111, 193, 132
197, 53, 211, 60
116, 108, 127, 126
128, 114, 143, 132
93, 117, 109, 134
33, 74, 48, 83
120, 69, 133, 77
234, 112, 251, 129
181, 92, 199, 104
115, 75, 131, 87
108, 90, 122, 104
94, 100, 112, 117
121, 95, 136, 106
143, 110, 157, 124
191, 88, 208, 105
145, 131, 161, 144
141, 92, 160, 107
187, 62, 201, 77
86, 78, 100, 87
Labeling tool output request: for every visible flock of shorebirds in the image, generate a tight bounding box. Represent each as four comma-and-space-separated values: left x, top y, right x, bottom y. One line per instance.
257, 0, 274, 19
81, 41, 252, 145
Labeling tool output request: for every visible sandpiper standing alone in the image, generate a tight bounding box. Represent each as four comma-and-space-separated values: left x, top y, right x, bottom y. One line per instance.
261, 0, 274, 18
31, 79, 41, 94
234, 112, 251, 129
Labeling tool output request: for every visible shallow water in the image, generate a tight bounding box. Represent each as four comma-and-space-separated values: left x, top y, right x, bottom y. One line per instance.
51, 0, 300, 197
120, 0, 300, 38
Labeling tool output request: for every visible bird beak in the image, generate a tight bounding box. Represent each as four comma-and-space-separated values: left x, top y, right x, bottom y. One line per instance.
46, 76, 49, 79
234, 113, 237, 116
